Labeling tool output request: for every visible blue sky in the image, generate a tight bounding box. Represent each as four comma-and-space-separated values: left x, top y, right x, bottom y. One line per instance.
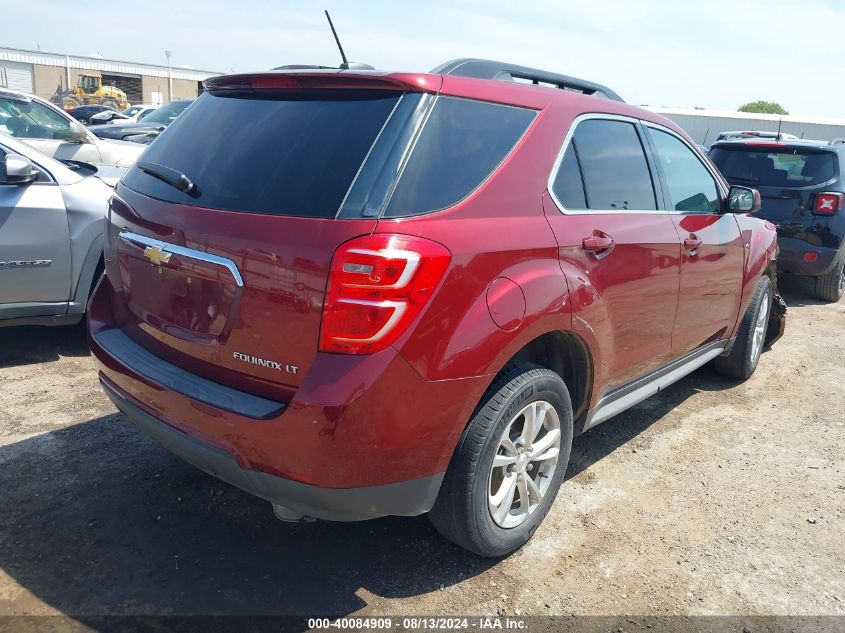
7, 0, 845, 117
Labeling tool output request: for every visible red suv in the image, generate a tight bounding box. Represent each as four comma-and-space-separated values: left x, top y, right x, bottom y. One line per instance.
88, 59, 786, 556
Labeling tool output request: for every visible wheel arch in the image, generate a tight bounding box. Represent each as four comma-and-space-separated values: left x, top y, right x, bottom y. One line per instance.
69, 235, 104, 314
476, 330, 594, 435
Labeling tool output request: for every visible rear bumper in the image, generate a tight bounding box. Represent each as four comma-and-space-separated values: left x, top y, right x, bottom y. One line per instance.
100, 377, 443, 521
88, 276, 489, 519
776, 236, 842, 276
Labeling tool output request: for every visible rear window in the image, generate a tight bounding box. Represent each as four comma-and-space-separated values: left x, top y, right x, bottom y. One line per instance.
121, 91, 400, 218
384, 97, 536, 217
709, 146, 837, 187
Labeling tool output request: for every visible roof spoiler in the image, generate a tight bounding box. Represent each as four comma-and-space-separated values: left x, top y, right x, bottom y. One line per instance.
431, 58, 624, 103
205, 72, 439, 94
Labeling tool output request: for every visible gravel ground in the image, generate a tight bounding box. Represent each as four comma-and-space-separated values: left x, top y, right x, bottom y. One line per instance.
0, 280, 843, 624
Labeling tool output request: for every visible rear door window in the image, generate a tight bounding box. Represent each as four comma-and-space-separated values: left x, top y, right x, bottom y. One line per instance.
572, 119, 657, 211
709, 147, 837, 187
384, 97, 536, 217
649, 128, 720, 213
121, 91, 401, 218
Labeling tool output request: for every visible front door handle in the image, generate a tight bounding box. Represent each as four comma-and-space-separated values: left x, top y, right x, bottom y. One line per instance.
582, 235, 615, 252
684, 235, 703, 252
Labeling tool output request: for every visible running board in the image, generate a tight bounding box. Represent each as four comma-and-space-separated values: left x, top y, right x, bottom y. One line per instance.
584, 340, 731, 430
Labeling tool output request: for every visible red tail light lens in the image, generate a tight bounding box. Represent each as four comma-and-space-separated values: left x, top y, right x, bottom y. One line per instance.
320, 234, 451, 354
814, 192, 844, 215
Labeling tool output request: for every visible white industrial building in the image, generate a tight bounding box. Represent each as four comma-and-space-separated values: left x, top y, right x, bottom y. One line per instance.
0, 46, 221, 105
644, 106, 845, 145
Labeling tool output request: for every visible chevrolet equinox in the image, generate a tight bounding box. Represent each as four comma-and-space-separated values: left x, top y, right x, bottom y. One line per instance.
88, 59, 786, 556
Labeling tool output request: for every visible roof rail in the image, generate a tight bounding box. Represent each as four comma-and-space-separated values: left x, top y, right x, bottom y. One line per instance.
430, 58, 624, 103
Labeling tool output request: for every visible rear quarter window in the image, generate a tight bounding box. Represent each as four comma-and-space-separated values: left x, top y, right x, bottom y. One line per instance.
383, 97, 536, 217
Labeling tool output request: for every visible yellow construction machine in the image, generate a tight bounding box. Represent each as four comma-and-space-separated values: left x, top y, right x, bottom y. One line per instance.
51, 74, 129, 111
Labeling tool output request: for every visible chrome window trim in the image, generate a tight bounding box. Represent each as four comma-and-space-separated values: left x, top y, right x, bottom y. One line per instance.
380, 93, 439, 216
118, 230, 244, 287
547, 113, 664, 215
335, 93, 404, 216
547, 113, 728, 216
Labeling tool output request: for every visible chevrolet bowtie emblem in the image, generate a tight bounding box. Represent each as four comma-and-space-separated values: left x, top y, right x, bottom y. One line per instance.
143, 245, 172, 266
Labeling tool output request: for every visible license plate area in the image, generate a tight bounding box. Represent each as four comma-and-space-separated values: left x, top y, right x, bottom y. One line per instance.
117, 231, 243, 344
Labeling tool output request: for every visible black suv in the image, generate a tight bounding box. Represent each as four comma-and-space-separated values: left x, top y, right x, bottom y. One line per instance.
710, 139, 845, 301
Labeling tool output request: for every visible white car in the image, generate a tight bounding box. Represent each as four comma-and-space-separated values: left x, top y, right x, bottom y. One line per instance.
89, 104, 158, 125
0, 88, 145, 167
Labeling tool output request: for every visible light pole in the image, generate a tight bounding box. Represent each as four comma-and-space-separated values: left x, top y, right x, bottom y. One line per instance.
165, 50, 172, 103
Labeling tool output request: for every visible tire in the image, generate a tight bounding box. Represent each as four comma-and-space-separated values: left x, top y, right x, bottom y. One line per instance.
814, 259, 845, 303
102, 100, 119, 110
429, 365, 573, 557
712, 275, 773, 379
62, 97, 80, 109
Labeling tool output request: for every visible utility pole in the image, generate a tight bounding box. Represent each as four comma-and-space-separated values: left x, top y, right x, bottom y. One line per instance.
165, 50, 172, 102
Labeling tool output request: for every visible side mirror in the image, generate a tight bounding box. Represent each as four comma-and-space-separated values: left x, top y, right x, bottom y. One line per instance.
1, 154, 37, 185
728, 186, 762, 213
68, 120, 90, 143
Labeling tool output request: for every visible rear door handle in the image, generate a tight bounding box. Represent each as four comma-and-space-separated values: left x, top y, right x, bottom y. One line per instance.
684, 235, 702, 252
582, 235, 615, 252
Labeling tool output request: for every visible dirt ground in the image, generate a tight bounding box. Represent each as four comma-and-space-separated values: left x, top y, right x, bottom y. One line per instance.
0, 278, 843, 625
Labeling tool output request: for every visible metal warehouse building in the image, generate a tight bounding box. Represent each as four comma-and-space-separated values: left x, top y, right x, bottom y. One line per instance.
644, 106, 845, 145
0, 46, 220, 105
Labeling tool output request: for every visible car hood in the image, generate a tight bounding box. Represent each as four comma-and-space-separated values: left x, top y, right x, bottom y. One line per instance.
92, 164, 128, 188
88, 121, 167, 138
93, 137, 147, 167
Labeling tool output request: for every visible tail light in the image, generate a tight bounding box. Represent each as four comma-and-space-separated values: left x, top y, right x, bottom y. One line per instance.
320, 234, 451, 354
814, 192, 845, 215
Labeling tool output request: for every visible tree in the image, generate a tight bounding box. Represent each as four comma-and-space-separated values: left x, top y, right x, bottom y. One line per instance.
738, 101, 790, 115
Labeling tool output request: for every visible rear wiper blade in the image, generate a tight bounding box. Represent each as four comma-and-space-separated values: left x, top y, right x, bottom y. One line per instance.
137, 161, 198, 197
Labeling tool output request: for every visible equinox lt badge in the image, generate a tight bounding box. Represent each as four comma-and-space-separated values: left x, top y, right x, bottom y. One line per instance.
233, 352, 299, 374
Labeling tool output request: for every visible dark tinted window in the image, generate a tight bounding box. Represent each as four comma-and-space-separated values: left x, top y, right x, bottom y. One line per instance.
650, 128, 720, 213
552, 143, 587, 209
142, 100, 193, 125
121, 91, 400, 217
0, 97, 72, 140
384, 97, 535, 217
573, 119, 656, 210
709, 146, 837, 187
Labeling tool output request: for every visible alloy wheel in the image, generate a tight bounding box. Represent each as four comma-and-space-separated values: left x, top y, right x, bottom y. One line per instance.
488, 400, 561, 528
751, 293, 770, 365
